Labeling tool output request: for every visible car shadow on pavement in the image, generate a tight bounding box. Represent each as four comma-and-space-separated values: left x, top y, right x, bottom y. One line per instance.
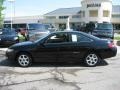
97, 59, 108, 66
0, 59, 18, 67
0, 59, 108, 67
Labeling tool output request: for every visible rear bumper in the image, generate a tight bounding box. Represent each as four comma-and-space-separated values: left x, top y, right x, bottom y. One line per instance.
100, 47, 117, 59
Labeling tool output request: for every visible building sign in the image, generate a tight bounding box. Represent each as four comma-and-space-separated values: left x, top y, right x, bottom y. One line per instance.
87, 3, 101, 8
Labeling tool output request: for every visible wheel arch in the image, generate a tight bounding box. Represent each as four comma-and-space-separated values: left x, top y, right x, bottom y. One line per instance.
83, 49, 101, 67
84, 49, 102, 59
15, 51, 33, 61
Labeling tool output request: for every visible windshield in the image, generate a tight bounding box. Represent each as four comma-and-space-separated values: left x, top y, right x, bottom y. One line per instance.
29, 33, 49, 42
96, 23, 113, 30
28, 24, 45, 30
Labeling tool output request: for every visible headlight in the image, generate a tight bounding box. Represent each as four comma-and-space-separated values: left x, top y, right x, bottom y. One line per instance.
14, 37, 18, 40
7, 49, 14, 53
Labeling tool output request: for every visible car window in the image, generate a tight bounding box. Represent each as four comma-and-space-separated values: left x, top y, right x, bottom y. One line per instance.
46, 33, 69, 43
96, 23, 113, 30
71, 33, 92, 42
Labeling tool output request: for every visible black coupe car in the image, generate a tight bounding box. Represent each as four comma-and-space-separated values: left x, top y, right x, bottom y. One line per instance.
6, 31, 117, 67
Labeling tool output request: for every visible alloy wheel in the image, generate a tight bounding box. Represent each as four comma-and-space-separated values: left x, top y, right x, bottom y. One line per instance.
17, 54, 32, 67
85, 53, 99, 67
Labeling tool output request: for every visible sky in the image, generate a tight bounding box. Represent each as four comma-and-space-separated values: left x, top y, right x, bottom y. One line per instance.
3, 0, 120, 17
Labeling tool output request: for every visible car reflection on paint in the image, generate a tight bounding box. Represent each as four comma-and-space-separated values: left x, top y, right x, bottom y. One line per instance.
6, 31, 117, 67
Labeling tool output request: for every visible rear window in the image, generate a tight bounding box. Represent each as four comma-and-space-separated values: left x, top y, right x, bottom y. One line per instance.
96, 23, 113, 30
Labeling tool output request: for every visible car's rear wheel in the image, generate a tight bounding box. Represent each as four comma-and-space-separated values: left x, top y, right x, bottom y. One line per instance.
17, 53, 32, 67
84, 52, 99, 67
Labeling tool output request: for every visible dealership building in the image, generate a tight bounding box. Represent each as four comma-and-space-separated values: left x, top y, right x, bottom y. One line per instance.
4, 0, 120, 30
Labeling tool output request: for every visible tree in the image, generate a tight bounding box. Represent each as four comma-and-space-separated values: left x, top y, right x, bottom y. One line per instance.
85, 22, 95, 34
0, 0, 5, 28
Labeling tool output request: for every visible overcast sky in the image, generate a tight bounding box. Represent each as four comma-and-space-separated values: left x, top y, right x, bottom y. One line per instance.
3, 0, 120, 17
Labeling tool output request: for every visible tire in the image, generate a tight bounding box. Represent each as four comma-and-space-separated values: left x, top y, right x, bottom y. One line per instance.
17, 53, 32, 67
84, 52, 99, 67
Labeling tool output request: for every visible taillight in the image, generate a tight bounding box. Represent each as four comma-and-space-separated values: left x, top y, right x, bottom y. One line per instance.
108, 42, 115, 48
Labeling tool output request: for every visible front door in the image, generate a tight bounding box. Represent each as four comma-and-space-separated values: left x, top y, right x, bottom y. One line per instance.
33, 32, 70, 62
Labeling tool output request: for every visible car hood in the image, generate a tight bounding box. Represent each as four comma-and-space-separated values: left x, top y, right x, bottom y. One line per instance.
10, 41, 35, 49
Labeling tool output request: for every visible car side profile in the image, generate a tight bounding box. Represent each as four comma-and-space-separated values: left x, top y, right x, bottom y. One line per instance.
6, 31, 117, 67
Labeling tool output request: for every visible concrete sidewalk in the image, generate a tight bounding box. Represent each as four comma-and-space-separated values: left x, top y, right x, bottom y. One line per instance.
0, 48, 8, 52
0, 48, 7, 56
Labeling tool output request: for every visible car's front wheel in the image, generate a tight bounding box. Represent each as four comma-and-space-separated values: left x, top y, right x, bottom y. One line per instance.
17, 53, 32, 67
84, 52, 99, 67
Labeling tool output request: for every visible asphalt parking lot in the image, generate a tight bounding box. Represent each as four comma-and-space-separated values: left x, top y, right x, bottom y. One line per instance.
0, 46, 120, 90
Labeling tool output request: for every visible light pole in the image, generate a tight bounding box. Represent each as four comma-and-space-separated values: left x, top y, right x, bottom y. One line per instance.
8, 0, 15, 30
66, 16, 71, 31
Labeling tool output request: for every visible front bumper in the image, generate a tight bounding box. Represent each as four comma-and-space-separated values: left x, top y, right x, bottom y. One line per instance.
100, 47, 117, 59
6, 49, 16, 61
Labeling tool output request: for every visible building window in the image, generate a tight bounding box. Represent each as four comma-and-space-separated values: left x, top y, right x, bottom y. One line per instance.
59, 16, 69, 19
89, 10, 98, 17
112, 14, 120, 18
103, 10, 110, 17
46, 16, 56, 19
